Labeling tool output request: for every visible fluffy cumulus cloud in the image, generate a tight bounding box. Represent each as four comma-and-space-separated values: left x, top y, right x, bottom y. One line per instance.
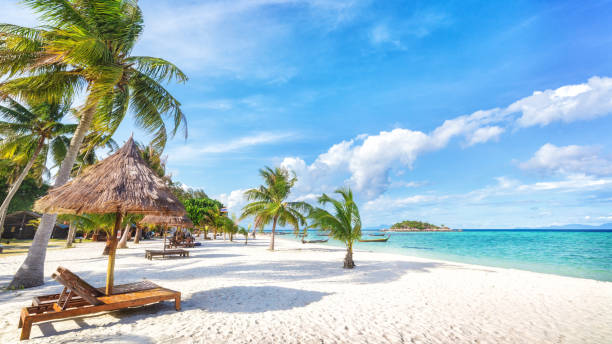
520, 143, 612, 176
510, 76, 612, 127
279, 77, 612, 199
216, 189, 248, 215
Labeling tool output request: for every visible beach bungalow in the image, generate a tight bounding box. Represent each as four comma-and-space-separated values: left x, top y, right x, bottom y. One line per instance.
1, 211, 69, 240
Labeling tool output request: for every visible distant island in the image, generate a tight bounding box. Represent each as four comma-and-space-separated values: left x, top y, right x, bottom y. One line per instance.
384, 220, 453, 232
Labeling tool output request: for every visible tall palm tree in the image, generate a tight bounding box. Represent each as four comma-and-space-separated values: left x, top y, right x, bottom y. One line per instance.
1, 0, 188, 289
309, 187, 362, 269
0, 98, 74, 238
201, 204, 223, 240
241, 166, 310, 251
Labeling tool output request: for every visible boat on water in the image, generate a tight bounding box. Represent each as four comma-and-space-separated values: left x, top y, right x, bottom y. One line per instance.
302, 238, 329, 244
317, 233, 330, 236
368, 233, 386, 236
358, 235, 390, 242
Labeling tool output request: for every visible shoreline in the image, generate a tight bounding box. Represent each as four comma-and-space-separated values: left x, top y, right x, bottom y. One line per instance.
1, 236, 610, 343
282, 231, 612, 282
275, 236, 612, 284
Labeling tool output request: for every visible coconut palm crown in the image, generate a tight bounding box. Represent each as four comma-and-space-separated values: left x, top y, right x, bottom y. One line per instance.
309, 187, 362, 269
0, 98, 75, 237
241, 166, 310, 251
0, 0, 188, 150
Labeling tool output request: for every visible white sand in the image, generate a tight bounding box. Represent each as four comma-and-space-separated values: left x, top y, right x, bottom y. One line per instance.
0, 235, 611, 344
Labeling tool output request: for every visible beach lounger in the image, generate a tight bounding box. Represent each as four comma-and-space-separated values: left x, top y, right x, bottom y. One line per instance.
145, 249, 189, 260
18, 266, 180, 340
167, 237, 195, 248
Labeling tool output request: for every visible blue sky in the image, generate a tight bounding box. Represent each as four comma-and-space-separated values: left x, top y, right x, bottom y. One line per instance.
2, 0, 612, 228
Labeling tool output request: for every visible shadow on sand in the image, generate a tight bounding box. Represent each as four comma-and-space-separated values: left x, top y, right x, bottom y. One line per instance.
110, 257, 447, 286
187, 286, 330, 313
33, 302, 172, 342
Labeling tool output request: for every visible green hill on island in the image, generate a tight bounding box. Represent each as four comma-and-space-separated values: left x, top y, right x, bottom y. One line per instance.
390, 220, 444, 230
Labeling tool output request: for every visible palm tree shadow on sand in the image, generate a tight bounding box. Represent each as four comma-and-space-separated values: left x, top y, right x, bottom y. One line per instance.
187, 286, 331, 313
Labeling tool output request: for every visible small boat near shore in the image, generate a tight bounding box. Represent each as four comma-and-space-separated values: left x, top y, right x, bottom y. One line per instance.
358, 235, 390, 242
302, 238, 329, 244
368, 233, 386, 236
317, 233, 330, 236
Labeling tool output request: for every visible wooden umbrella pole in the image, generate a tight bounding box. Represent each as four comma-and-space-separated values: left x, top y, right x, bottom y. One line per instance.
106, 211, 123, 295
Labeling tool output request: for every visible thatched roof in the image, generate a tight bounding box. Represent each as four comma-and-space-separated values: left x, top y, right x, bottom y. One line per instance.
139, 215, 193, 227
34, 137, 186, 216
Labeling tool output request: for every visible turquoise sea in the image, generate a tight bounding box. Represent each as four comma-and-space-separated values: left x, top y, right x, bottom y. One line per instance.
279, 229, 612, 282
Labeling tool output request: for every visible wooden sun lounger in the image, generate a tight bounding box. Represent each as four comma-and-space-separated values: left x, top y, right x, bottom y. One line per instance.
145, 249, 189, 260
18, 267, 180, 340
167, 237, 195, 248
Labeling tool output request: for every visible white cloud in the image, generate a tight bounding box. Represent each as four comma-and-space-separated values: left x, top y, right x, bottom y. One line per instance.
169, 132, 295, 162
520, 143, 612, 176
216, 189, 248, 215
279, 77, 612, 199
510, 76, 612, 127
368, 10, 451, 48
467, 126, 504, 146
348, 129, 430, 197
517, 174, 612, 192
369, 23, 402, 48
363, 194, 443, 212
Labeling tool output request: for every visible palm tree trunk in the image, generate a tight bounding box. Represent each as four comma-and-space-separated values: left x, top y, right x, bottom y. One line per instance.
65, 220, 77, 248
269, 216, 278, 251
133, 226, 142, 244
0, 137, 45, 239
343, 242, 355, 269
9, 103, 97, 289
251, 226, 256, 239
213, 228, 217, 239
117, 223, 131, 249
229, 232, 233, 241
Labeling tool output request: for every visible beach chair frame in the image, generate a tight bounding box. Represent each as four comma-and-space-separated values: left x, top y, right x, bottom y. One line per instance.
18, 266, 180, 340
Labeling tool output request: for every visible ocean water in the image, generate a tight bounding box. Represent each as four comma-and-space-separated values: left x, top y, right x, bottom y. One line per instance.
281, 229, 612, 282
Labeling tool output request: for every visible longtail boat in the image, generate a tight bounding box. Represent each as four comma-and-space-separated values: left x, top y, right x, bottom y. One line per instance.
301, 238, 329, 244
358, 235, 390, 242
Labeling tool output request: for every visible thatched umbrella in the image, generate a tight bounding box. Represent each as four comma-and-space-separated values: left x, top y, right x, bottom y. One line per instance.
139, 215, 193, 252
34, 137, 185, 295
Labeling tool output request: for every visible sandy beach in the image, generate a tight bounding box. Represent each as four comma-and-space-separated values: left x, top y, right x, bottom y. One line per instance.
1, 235, 611, 344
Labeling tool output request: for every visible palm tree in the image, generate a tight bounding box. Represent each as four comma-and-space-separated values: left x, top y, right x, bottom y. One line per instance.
1, 1, 188, 289
240, 224, 250, 245
117, 213, 143, 249
201, 204, 223, 240
0, 98, 74, 238
57, 213, 96, 248
228, 213, 241, 241
222, 216, 238, 241
309, 187, 362, 269
241, 166, 310, 251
